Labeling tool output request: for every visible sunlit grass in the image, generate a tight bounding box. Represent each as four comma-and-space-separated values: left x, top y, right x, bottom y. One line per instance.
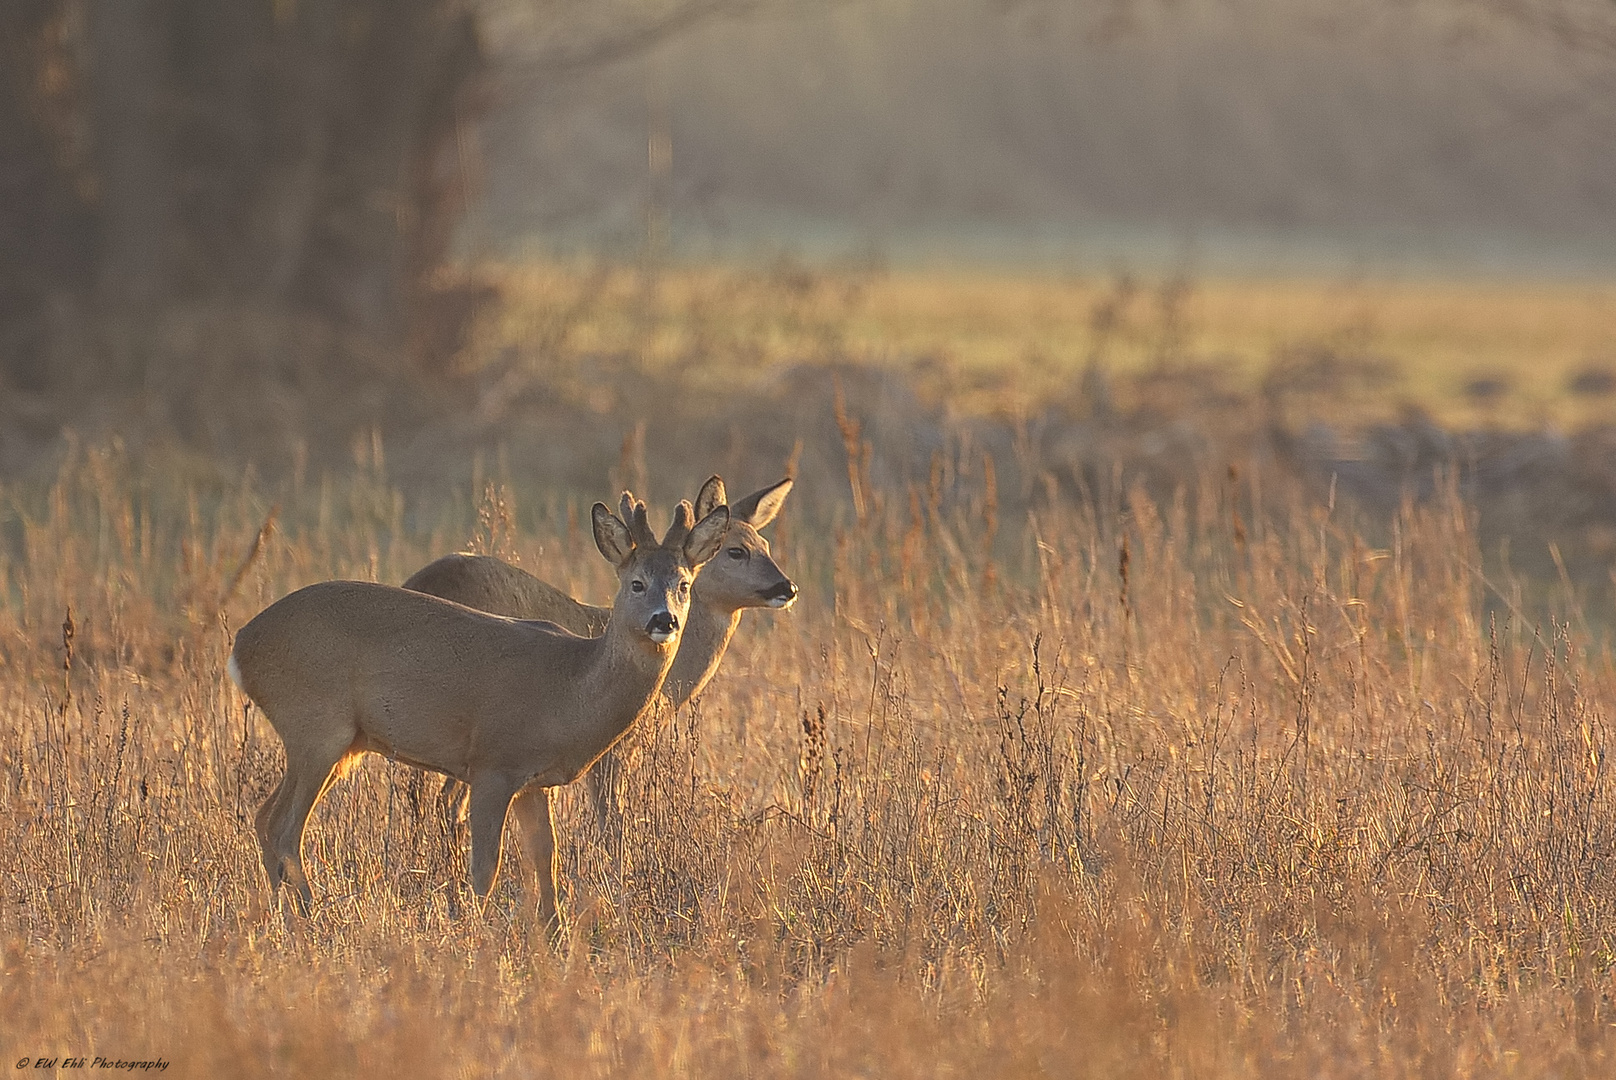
3, 418, 1616, 1075
477, 258, 1616, 425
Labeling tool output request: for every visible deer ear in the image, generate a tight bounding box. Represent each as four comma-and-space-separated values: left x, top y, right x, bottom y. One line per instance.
683, 505, 730, 567
694, 475, 726, 520
731, 478, 793, 528
592, 503, 635, 567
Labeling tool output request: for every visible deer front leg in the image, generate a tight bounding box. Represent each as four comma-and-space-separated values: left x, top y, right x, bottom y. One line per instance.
510, 783, 559, 933
466, 773, 522, 908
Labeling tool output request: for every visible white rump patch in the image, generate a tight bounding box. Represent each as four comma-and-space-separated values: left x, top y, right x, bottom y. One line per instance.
226, 653, 243, 690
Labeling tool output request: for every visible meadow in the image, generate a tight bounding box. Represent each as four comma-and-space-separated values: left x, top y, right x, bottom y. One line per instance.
4, 260, 1616, 1076
481, 260, 1616, 424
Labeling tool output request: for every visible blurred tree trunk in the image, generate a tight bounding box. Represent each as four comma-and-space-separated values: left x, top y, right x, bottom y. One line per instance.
0, 0, 95, 390
0, 0, 484, 389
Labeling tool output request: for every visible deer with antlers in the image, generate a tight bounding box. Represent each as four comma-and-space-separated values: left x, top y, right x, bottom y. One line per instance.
229, 493, 729, 928
403, 475, 796, 826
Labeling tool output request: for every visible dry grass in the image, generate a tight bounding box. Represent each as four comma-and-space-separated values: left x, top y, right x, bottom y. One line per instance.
3, 393, 1616, 1077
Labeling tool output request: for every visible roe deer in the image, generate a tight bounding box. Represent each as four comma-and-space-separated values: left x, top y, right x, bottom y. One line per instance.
405, 475, 795, 707
403, 476, 795, 826
229, 494, 730, 927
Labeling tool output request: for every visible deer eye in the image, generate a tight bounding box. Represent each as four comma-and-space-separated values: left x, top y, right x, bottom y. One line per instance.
630, 580, 646, 593
727, 547, 746, 560
679, 581, 690, 596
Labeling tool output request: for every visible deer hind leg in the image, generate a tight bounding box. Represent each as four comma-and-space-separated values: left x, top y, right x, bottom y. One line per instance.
253, 773, 290, 891
510, 784, 559, 933
466, 773, 522, 909
584, 748, 622, 839
260, 721, 360, 915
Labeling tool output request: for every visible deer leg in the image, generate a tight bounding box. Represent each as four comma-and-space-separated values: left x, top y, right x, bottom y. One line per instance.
260, 715, 357, 915
437, 776, 468, 878
510, 783, 559, 933
585, 748, 622, 838
263, 754, 343, 915
438, 776, 469, 828
253, 773, 289, 892
466, 773, 522, 907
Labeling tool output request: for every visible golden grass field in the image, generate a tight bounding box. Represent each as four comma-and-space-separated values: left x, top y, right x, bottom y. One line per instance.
484, 260, 1616, 425
5, 261, 1616, 1076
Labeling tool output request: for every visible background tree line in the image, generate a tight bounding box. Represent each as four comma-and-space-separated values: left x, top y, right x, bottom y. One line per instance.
0, 0, 485, 392
0, 0, 748, 400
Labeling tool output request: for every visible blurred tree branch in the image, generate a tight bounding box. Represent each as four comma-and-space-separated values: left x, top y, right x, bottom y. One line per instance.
493, 0, 777, 82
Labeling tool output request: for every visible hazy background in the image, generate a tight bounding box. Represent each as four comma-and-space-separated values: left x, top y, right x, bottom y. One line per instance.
473, 0, 1616, 275
4, 0, 1616, 548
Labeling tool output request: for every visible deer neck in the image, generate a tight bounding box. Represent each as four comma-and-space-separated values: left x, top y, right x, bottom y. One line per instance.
663, 592, 743, 711
572, 613, 679, 760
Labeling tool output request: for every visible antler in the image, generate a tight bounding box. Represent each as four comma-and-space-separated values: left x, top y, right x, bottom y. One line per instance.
660, 500, 694, 548
620, 491, 656, 548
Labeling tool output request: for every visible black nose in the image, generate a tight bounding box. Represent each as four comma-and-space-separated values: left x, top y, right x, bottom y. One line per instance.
647, 611, 677, 636
765, 580, 798, 603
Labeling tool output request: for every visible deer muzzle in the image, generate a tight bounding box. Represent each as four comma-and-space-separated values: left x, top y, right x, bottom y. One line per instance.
763, 580, 799, 609
646, 610, 679, 642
